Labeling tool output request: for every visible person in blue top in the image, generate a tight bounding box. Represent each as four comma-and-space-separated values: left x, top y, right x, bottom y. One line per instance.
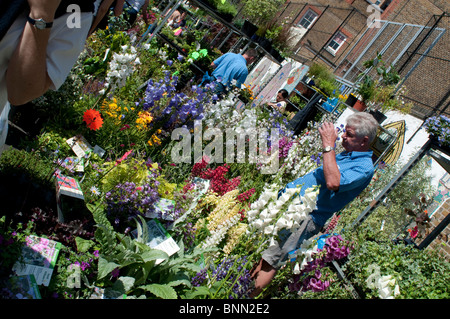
209, 48, 258, 97
249, 112, 379, 298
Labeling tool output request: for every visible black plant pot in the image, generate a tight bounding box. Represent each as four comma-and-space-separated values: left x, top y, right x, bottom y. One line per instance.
258, 37, 272, 51
241, 20, 258, 38
345, 94, 358, 107
368, 109, 387, 124
269, 48, 284, 63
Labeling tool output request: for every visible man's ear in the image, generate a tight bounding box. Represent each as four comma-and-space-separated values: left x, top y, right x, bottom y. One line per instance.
362, 136, 369, 147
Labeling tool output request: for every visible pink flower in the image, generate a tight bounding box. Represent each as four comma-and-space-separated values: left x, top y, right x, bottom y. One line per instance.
115, 150, 133, 166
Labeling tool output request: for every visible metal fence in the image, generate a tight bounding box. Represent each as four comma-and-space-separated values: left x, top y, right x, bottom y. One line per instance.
395, 13, 450, 120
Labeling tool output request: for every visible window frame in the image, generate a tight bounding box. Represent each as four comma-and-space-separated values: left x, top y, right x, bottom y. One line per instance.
298, 9, 319, 30
326, 31, 347, 55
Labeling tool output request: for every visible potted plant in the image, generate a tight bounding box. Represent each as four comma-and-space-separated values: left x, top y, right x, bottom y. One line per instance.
241, 19, 258, 38
306, 62, 339, 97
241, 0, 286, 25
354, 74, 375, 111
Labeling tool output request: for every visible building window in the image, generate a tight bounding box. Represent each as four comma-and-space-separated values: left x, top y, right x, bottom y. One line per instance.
326, 31, 347, 55
380, 0, 392, 10
298, 9, 318, 29
367, 0, 392, 10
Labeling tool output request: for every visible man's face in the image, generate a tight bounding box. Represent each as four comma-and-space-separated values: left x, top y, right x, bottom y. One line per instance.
341, 125, 368, 152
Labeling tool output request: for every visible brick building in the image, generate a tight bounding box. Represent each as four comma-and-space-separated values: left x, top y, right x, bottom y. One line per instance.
264, 0, 449, 119
424, 199, 450, 260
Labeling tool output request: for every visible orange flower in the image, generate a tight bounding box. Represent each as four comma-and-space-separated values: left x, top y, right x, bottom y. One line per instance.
83, 109, 103, 130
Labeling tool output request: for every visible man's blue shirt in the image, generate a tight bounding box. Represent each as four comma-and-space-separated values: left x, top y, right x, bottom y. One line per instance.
212, 53, 248, 88
282, 151, 374, 227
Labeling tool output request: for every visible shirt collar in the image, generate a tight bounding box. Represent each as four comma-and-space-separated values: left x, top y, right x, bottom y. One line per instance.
339, 150, 373, 158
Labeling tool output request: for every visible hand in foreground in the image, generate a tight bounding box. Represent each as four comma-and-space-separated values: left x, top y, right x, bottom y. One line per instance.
318, 122, 338, 148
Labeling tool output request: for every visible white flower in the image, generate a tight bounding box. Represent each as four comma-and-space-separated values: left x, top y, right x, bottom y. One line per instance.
264, 225, 274, 235
253, 219, 264, 229
293, 263, 301, 275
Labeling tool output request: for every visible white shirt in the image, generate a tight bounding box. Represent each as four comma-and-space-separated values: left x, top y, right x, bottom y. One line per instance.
0, 11, 93, 154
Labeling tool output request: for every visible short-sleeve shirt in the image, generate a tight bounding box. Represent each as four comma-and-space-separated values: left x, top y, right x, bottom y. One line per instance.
0, 11, 93, 152
281, 150, 374, 227
211, 52, 248, 88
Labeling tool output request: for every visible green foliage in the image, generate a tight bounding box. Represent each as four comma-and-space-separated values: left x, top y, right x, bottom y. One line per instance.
307, 63, 339, 97
94, 216, 212, 298
242, 0, 287, 24
0, 148, 54, 188
344, 239, 450, 299
336, 156, 435, 241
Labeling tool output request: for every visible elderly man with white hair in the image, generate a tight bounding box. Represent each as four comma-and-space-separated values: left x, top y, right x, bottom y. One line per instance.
249, 112, 379, 298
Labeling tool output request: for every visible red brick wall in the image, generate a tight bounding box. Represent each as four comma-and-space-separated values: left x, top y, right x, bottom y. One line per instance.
423, 199, 450, 261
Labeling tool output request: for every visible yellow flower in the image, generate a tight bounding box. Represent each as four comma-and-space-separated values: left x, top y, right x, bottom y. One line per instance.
136, 111, 153, 130
151, 134, 161, 145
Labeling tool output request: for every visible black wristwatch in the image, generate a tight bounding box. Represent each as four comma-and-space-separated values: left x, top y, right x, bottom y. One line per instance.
27, 16, 53, 30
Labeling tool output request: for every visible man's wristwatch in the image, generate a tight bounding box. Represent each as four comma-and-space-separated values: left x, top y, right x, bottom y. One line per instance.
323, 145, 335, 153
27, 16, 53, 30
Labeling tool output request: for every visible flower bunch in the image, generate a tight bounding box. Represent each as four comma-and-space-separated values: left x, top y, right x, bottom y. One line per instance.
278, 135, 294, 159
236, 188, 256, 204
222, 222, 248, 255
246, 184, 319, 245
199, 190, 243, 250
104, 176, 160, 231
424, 115, 450, 147
289, 235, 353, 294
83, 109, 103, 131
100, 44, 141, 95
135, 111, 153, 130
238, 84, 256, 104
273, 119, 343, 186
366, 264, 401, 299
101, 98, 132, 124
192, 162, 241, 196
191, 256, 252, 299
142, 73, 214, 130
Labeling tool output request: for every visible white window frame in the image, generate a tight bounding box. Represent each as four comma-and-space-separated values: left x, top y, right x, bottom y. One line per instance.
298, 9, 318, 29
326, 31, 347, 55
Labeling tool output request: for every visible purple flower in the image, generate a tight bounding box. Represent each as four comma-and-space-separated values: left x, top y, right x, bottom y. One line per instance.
112, 267, 120, 279
167, 60, 173, 67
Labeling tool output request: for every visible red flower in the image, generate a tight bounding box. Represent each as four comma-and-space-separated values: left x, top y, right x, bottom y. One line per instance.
83, 109, 103, 130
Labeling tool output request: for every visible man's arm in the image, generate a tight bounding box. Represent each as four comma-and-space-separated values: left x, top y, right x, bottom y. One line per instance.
142, 0, 150, 24
6, 0, 61, 106
113, 0, 125, 16
318, 122, 340, 191
89, 0, 114, 36
89, 0, 124, 36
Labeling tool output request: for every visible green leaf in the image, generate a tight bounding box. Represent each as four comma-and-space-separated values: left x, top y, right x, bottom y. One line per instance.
139, 284, 178, 299
97, 256, 120, 280
75, 237, 95, 253
112, 276, 136, 293
183, 286, 211, 299
141, 249, 169, 263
